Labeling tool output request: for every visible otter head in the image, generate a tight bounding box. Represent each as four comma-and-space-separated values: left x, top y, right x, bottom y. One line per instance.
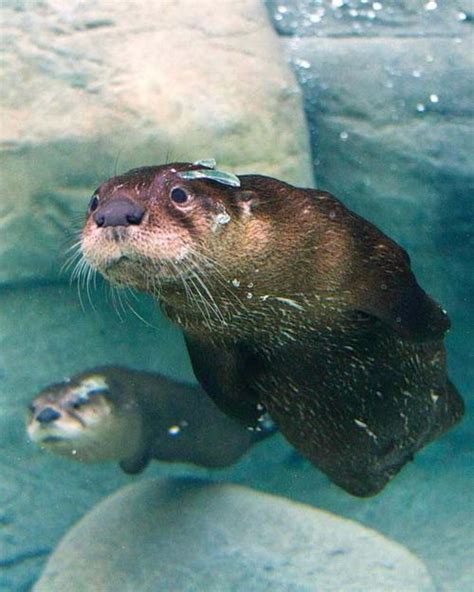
27, 374, 142, 463
79, 161, 295, 306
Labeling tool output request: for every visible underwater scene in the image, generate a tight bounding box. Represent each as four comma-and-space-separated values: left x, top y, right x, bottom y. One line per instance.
1, 1, 473, 590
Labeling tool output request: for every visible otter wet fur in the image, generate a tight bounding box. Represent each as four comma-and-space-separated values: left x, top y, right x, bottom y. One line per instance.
76, 161, 464, 496
28, 366, 273, 472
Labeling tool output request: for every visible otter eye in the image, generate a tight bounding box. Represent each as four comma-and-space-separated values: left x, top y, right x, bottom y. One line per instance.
88, 194, 99, 212
71, 400, 84, 410
170, 187, 189, 205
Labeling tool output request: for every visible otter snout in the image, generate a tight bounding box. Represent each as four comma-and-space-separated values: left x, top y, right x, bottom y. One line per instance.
94, 198, 145, 228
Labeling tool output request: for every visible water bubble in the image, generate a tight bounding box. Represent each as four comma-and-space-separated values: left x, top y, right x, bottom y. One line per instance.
168, 425, 181, 436
457, 12, 467, 21
215, 212, 231, 225
247, 282, 254, 288
412, 70, 421, 78
429, 94, 439, 103
231, 279, 240, 288
329, 210, 337, 219
416, 103, 426, 112
246, 292, 253, 300
373, 2, 383, 10
277, 4, 288, 13
72, 449, 77, 455
294, 58, 311, 69
340, 131, 349, 141
424, 1, 437, 10
332, 0, 345, 8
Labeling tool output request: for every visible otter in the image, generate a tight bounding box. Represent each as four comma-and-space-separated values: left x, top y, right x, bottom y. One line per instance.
27, 366, 274, 472
78, 160, 464, 496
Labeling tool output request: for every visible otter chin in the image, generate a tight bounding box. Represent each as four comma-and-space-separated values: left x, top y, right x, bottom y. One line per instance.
78, 160, 464, 496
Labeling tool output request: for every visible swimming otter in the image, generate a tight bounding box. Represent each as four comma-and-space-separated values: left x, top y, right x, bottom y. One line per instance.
78, 160, 464, 496
27, 366, 274, 472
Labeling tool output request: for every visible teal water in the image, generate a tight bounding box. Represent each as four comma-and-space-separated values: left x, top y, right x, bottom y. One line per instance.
1, 1, 473, 590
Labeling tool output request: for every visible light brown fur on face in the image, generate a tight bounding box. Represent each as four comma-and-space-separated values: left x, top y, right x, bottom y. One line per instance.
77, 162, 464, 496
27, 373, 142, 463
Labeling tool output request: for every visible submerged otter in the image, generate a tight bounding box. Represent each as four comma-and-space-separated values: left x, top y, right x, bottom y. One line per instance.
78, 160, 464, 496
28, 366, 273, 472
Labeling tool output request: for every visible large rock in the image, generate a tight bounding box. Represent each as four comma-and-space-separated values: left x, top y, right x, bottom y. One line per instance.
266, 0, 472, 37
0, 0, 313, 285
34, 478, 435, 592
269, 2, 473, 327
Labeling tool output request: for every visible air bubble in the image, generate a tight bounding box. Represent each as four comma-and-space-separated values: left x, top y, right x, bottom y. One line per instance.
424, 1, 437, 10
294, 58, 311, 70
168, 425, 181, 436
429, 94, 439, 103
232, 279, 240, 287
416, 103, 426, 112
340, 131, 349, 141
215, 212, 231, 225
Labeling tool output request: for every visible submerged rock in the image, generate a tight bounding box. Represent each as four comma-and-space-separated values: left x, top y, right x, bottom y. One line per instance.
0, 0, 312, 285
34, 478, 435, 592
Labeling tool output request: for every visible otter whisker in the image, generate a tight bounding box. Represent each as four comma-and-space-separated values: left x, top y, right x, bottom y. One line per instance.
85, 264, 97, 312
187, 248, 242, 310
122, 292, 160, 330
189, 267, 226, 325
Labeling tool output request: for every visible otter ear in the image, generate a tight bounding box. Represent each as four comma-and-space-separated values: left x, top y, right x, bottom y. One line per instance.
235, 190, 259, 215
119, 450, 151, 475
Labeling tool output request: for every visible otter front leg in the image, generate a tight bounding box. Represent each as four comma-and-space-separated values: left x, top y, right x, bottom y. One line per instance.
184, 333, 264, 427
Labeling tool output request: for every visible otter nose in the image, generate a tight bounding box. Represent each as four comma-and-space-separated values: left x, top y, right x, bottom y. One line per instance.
93, 198, 145, 228
36, 407, 61, 424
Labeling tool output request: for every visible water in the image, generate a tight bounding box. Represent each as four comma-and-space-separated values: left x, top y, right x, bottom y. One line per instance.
1, 1, 473, 590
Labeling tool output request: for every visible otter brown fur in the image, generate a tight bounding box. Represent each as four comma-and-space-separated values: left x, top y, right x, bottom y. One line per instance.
28, 366, 273, 472
79, 161, 464, 496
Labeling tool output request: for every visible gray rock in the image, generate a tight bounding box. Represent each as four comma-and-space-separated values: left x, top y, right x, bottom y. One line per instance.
283, 34, 473, 324
0, 0, 313, 285
266, 0, 472, 37
34, 478, 435, 592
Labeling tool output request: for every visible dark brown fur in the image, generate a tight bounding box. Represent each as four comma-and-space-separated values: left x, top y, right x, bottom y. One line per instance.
80, 163, 464, 496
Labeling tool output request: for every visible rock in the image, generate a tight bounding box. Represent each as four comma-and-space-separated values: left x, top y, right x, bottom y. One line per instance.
266, 0, 472, 37
0, 0, 313, 285
34, 478, 435, 592
278, 9, 473, 341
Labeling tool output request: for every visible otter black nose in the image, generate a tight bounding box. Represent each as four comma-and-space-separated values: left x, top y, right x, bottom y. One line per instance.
36, 407, 61, 424
94, 198, 145, 228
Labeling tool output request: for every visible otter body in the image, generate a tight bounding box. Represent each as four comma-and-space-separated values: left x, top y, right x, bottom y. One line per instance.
78, 162, 464, 496
28, 366, 271, 473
